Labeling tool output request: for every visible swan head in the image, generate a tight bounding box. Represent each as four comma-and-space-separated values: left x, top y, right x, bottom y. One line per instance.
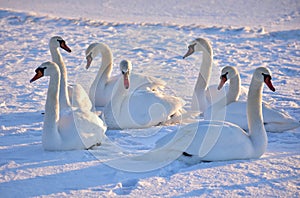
49, 36, 72, 53
30, 62, 59, 83
85, 43, 110, 69
85, 43, 99, 69
183, 38, 212, 59
119, 60, 132, 89
253, 67, 275, 92
217, 66, 239, 90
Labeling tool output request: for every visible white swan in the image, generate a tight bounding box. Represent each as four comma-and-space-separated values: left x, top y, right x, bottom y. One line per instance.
49, 36, 92, 111
183, 38, 226, 113
155, 67, 275, 162
103, 60, 185, 129
30, 61, 107, 150
183, 38, 247, 113
85, 42, 166, 107
205, 66, 300, 132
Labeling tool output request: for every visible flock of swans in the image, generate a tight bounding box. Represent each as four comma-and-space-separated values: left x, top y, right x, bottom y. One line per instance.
29, 36, 300, 162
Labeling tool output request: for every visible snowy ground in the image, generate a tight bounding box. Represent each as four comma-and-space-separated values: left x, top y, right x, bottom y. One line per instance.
0, 0, 300, 197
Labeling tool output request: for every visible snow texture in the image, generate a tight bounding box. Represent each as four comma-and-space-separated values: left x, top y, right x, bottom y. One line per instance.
0, 0, 299, 197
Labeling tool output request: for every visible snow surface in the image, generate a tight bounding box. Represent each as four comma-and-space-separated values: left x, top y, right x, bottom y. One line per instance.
0, 0, 300, 197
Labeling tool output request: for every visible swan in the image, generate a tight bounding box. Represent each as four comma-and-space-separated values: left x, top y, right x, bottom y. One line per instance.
182, 38, 226, 113
30, 61, 107, 150
85, 42, 166, 107
205, 66, 300, 132
49, 36, 92, 111
183, 38, 247, 113
155, 67, 275, 162
103, 60, 185, 129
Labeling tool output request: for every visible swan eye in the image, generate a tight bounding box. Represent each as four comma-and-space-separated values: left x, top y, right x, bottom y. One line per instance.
35, 67, 46, 74
262, 73, 272, 80
220, 72, 228, 80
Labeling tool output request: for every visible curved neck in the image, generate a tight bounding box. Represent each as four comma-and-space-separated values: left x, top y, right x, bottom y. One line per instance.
49, 46, 70, 109
95, 46, 113, 85
191, 48, 213, 112
195, 49, 213, 90
226, 74, 241, 104
247, 77, 267, 157
206, 73, 241, 119
43, 69, 60, 141
89, 45, 113, 104
42, 68, 62, 149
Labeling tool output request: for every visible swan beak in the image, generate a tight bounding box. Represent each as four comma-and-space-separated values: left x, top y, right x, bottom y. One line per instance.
86, 54, 93, 69
183, 44, 195, 59
218, 76, 227, 90
30, 69, 43, 83
60, 41, 72, 53
264, 76, 275, 92
123, 71, 130, 89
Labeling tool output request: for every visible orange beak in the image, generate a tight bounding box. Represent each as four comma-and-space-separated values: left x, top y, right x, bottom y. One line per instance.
86, 54, 93, 69
183, 44, 196, 59
60, 41, 72, 53
30, 69, 43, 83
264, 76, 275, 92
123, 72, 130, 89
218, 76, 227, 90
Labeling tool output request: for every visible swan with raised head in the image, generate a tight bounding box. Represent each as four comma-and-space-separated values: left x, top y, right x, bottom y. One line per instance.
85, 42, 166, 107
103, 60, 185, 129
30, 61, 107, 150
155, 67, 275, 162
183, 38, 226, 113
49, 36, 92, 111
205, 66, 300, 132
183, 38, 247, 113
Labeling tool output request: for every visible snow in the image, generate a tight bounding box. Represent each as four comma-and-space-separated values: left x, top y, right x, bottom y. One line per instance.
0, 0, 299, 197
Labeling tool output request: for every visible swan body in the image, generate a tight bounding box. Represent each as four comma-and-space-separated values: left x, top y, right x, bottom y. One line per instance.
49, 36, 92, 111
183, 38, 227, 113
30, 62, 107, 150
103, 60, 185, 129
205, 66, 300, 132
155, 67, 275, 162
85, 43, 166, 107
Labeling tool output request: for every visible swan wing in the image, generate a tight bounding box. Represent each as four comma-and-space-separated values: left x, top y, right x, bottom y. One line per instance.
129, 73, 166, 91
104, 89, 185, 129
155, 120, 251, 161
68, 84, 93, 111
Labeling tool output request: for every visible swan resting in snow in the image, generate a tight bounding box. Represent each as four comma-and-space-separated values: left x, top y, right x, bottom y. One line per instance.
30, 61, 107, 150
155, 67, 275, 162
103, 60, 185, 129
85, 42, 166, 108
204, 66, 300, 132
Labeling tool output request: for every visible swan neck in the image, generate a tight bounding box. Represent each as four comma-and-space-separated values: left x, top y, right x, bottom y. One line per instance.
197, 49, 213, 89
247, 78, 267, 156
96, 46, 113, 83
89, 45, 113, 103
50, 46, 70, 109
44, 71, 60, 132
191, 49, 213, 112
226, 74, 241, 104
